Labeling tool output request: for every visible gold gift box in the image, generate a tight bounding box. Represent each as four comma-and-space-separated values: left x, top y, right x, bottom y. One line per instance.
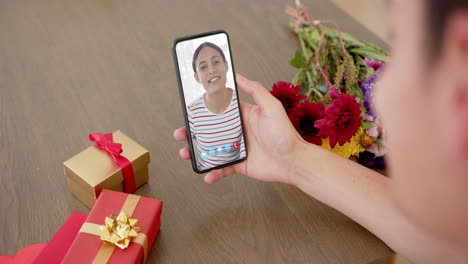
63, 130, 150, 208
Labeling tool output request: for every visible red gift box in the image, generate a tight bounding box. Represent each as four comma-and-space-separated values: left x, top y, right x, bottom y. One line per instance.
0, 211, 87, 264
62, 189, 163, 263
0, 244, 47, 264
33, 211, 88, 264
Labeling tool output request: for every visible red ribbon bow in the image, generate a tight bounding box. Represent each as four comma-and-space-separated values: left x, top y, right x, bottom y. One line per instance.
89, 133, 136, 194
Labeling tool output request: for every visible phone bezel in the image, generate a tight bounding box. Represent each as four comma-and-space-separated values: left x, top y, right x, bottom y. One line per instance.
172, 30, 248, 174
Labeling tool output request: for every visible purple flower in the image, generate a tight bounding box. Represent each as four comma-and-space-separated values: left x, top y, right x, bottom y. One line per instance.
358, 151, 386, 169
358, 151, 376, 168
375, 156, 386, 169
360, 68, 383, 117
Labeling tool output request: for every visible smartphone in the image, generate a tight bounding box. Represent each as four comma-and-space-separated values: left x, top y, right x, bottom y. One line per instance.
172, 30, 248, 174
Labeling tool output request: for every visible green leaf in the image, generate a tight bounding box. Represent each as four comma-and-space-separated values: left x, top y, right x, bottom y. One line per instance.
292, 70, 305, 87
354, 55, 366, 67
349, 48, 388, 62
375, 139, 384, 148
366, 67, 375, 78
303, 31, 319, 51
359, 105, 367, 118
289, 50, 305, 69
349, 82, 364, 100
323, 28, 387, 54
361, 121, 374, 130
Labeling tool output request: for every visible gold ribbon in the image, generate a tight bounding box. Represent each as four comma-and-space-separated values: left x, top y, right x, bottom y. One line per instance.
79, 194, 148, 264
99, 212, 140, 249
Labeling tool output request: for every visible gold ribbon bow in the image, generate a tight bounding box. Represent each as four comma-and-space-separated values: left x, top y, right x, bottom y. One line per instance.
99, 212, 141, 249
79, 194, 149, 264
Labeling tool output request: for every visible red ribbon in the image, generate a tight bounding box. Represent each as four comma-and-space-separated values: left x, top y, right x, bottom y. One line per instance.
89, 133, 136, 194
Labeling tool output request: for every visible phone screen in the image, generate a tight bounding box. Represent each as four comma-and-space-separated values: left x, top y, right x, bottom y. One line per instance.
173, 31, 247, 173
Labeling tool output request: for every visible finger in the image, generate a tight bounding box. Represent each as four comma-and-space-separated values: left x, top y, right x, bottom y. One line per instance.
174, 127, 188, 142
239, 101, 254, 110
179, 147, 191, 160
239, 101, 254, 118
204, 166, 236, 184
236, 74, 275, 109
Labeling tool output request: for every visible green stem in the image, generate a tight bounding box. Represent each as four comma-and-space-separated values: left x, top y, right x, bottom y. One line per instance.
299, 30, 311, 61
305, 70, 323, 99
291, 69, 303, 86
309, 88, 324, 99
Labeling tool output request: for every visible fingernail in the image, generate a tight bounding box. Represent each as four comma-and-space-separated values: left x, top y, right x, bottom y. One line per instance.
180, 148, 187, 156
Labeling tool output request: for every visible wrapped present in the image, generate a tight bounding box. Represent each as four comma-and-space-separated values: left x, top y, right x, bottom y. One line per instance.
64, 130, 150, 207
0, 212, 87, 264
0, 244, 47, 264
33, 211, 88, 264
62, 189, 163, 263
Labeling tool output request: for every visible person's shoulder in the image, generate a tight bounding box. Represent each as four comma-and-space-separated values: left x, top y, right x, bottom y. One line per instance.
188, 95, 204, 112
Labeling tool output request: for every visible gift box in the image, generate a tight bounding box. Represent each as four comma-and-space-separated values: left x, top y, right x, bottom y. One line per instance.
0, 244, 47, 264
64, 130, 150, 207
33, 211, 88, 264
0, 212, 87, 264
62, 189, 163, 263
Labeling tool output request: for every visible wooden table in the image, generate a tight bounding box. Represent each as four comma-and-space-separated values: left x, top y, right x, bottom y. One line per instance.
0, 0, 391, 263
331, 0, 389, 43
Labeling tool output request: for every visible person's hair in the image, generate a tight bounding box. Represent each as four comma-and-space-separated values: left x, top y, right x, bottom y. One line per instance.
192, 42, 226, 73
427, 0, 468, 54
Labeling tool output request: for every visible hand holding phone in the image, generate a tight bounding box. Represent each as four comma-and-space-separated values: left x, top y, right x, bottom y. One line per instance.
174, 73, 300, 184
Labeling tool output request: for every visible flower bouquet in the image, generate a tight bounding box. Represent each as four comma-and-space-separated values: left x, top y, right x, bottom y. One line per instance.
272, 1, 388, 169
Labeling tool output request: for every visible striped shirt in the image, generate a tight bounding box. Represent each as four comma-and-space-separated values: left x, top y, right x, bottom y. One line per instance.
187, 89, 246, 171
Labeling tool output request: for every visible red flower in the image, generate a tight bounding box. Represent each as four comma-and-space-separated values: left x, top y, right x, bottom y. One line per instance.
290, 102, 326, 145
271, 81, 307, 113
315, 89, 362, 148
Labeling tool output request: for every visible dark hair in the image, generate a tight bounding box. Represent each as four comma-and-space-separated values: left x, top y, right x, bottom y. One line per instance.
427, 0, 468, 54
192, 42, 226, 73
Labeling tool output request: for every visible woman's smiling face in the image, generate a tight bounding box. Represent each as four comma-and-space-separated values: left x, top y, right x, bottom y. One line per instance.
194, 47, 228, 93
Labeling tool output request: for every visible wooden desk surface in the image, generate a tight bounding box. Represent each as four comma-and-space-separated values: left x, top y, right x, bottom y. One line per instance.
331, 0, 389, 43
0, 0, 391, 263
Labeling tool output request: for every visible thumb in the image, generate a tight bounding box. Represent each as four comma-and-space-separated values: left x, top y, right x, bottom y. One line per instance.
236, 74, 276, 109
